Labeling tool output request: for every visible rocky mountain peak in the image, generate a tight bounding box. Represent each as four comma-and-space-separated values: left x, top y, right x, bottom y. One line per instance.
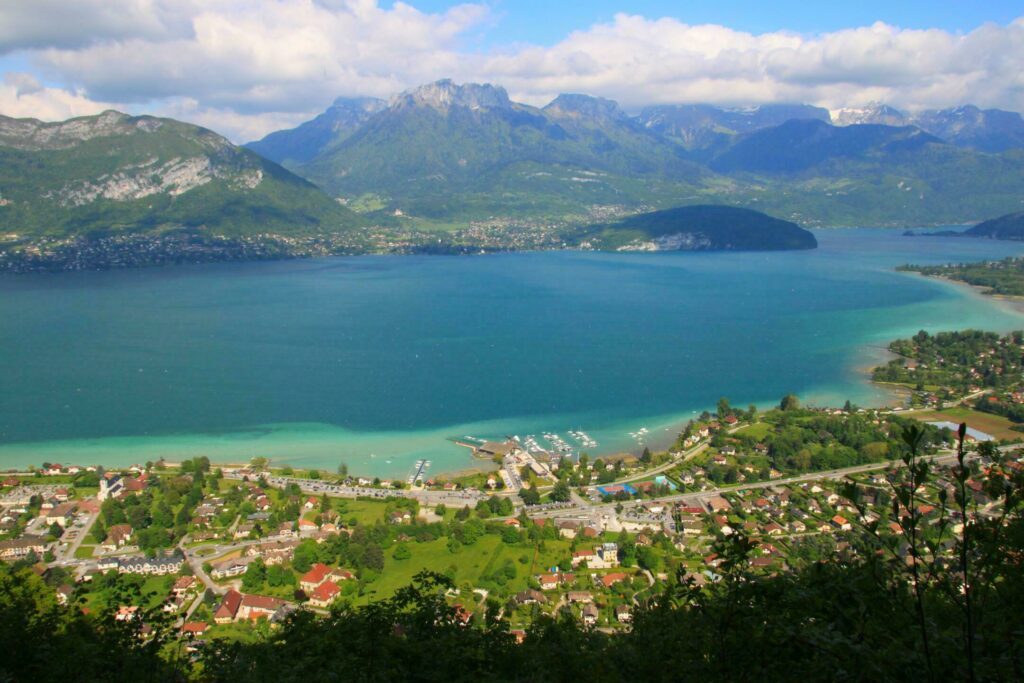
391, 79, 511, 112
830, 103, 909, 126
543, 93, 627, 123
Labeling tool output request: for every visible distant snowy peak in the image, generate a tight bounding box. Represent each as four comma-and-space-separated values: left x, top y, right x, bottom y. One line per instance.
830, 103, 909, 127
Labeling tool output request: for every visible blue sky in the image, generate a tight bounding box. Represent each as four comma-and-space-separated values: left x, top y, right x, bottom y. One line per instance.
0, 1, 1022, 141
404, 0, 1024, 46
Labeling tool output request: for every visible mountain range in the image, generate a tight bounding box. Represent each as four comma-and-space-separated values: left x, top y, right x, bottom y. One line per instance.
3, 78, 1024, 269
246, 80, 1024, 226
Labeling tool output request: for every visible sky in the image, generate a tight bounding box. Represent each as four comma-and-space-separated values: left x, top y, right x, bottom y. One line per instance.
0, 0, 1022, 142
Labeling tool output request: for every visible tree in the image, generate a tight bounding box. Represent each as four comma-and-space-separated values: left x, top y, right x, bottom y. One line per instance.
434, 504, 447, 517
362, 543, 385, 572
501, 526, 521, 545
519, 487, 540, 506
337, 462, 349, 477
717, 397, 731, 418
267, 564, 294, 588
640, 446, 652, 464
292, 542, 316, 573
242, 559, 267, 592
780, 394, 801, 411
393, 544, 411, 561
550, 480, 572, 503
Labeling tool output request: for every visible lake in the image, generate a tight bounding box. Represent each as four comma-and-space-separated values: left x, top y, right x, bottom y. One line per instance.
2, 228, 1023, 478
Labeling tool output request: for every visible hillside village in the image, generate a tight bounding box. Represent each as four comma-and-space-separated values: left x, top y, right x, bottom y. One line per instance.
1, 330, 1022, 651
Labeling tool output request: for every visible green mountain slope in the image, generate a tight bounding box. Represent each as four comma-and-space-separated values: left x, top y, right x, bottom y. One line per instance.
577, 204, 817, 251
297, 80, 708, 219
965, 211, 1024, 239
269, 81, 1024, 227
245, 97, 386, 166
0, 110, 361, 240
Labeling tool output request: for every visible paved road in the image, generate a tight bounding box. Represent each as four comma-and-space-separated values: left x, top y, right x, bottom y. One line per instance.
526, 449, 974, 522
60, 511, 98, 562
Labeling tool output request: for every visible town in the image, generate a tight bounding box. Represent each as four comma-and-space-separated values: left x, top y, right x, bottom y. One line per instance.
2, 330, 1024, 677
2, 413, 1019, 642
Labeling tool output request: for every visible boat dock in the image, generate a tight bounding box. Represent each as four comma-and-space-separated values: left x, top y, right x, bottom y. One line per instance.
407, 459, 430, 486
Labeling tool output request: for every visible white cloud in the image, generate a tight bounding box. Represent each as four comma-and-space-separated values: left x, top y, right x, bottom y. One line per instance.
2, 3, 1023, 142
0, 73, 115, 120
0, 0, 195, 53
483, 15, 1024, 114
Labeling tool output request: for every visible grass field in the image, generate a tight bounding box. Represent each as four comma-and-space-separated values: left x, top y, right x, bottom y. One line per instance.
910, 406, 1021, 441
74, 545, 95, 559
334, 499, 393, 526
355, 535, 573, 605
735, 422, 773, 440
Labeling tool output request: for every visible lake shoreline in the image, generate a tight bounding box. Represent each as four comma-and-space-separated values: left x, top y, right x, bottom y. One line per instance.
5, 228, 1024, 478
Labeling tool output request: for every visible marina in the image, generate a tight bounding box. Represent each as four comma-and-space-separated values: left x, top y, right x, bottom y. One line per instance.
407, 458, 431, 486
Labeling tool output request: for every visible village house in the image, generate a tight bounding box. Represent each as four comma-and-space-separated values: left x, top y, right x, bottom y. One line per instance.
211, 558, 251, 580
117, 553, 184, 575
571, 549, 596, 567
101, 524, 133, 550
45, 502, 77, 527
831, 515, 852, 532
537, 574, 560, 591
55, 584, 74, 605
214, 590, 243, 624
707, 495, 731, 513
172, 576, 196, 596
589, 543, 619, 569
566, 591, 593, 604
233, 523, 255, 540
582, 603, 599, 626
181, 622, 209, 637
600, 572, 629, 589
388, 510, 413, 525
238, 594, 287, 621
115, 605, 139, 621
615, 604, 632, 623
513, 589, 547, 606
247, 539, 299, 565
0, 535, 49, 560
299, 562, 334, 593
308, 580, 341, 608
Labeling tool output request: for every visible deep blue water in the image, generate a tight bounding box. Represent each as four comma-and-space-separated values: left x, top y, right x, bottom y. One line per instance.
1, 228, 1023, 476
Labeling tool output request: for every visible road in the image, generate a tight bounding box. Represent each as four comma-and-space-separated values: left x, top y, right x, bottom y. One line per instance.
59, 510, 98, 562
526, 448, 973, 522
237, 473, 488, 508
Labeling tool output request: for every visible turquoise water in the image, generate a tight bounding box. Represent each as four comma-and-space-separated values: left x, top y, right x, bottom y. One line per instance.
2, 228, 1024, 477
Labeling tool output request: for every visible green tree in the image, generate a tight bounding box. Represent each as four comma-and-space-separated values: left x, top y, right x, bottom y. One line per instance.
242, 559, 267, 592
717, 397, 731, 418
519, 487, 540, 506
550, 480, 572, 503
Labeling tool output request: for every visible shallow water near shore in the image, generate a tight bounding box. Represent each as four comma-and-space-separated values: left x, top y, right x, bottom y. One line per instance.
1, 227, 1023, 478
